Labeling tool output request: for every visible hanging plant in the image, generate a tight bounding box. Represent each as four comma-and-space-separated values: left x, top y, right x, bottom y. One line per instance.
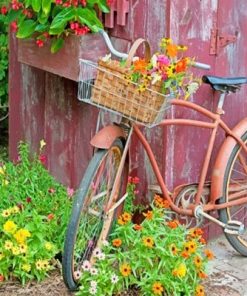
3, 0, 112, 53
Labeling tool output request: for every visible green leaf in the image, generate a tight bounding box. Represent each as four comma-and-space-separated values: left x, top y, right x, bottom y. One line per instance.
35, 23, 49, 32
49, 7, 75, 35
76, 7, 103, 32
37, 11, 49, 24
97, 0, 110, 13
7, 9, 22, 23
16, 20, 37, 38
42, 0, 52, 16
32, 0, 42, 12
51, 38, 64, 53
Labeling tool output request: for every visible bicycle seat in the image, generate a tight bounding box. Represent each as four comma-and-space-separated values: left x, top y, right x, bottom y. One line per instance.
202, 75, 247, 92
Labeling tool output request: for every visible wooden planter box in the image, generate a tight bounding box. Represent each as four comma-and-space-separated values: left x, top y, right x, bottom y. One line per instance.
17, 34, 129, 81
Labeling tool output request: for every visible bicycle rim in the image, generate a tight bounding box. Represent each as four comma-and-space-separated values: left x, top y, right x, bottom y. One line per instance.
63, 140, 123, 289
220, 132, 247, 255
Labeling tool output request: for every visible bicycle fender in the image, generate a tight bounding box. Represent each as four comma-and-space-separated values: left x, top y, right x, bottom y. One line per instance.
211, 117, 247, 203
90, 125, 126, 149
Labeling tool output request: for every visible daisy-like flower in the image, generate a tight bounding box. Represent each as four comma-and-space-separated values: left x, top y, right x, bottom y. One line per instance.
120, 263, 131, 277
111, 274, 119, 284
152, 282, 164, 295
14, 228, 31, 244
167, 219, 179, 229
22, 263, 31, 272
10, 206, 20, 214
133, 224, 143, 231
90, 268, 98, 275
170, 244, 178, 255
90, 280, 97, 288
35, 260, 43, 270
184, 240, 197, 254
82, 260, 91, 271
172, 263, 187, 277
3, 220, 17, 234
89, 286, 97, 295
44, 242, 53, 251
204, 249, 214, 260
74, 270, 82, 280
194, 255, 202, 268
195, 285, 205, 296
98, 252, 105, 260
198, 270, 207, 279
1, 209, 11, 218
19, 244, 28, 254
4, 240, 13, 250
143, 237, 154, 248
92, 247, 102, 258
12, 246, 20, 255
143, 210, 153, 220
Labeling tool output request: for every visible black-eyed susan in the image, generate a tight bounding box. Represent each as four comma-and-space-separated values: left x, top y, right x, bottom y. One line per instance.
194, 255, 202, 268
195, 285, 205, 296
143, 236, 154, 248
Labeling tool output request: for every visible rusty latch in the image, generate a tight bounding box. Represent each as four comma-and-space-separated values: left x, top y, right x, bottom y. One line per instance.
104, 0, 130, 28
210, 29, 237, 55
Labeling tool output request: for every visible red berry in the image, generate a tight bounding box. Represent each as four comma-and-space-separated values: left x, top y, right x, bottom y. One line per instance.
0, 6, 7, 15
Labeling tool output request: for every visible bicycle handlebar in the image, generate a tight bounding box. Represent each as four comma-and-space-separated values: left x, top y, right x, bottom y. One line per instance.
99, 30, 211, 70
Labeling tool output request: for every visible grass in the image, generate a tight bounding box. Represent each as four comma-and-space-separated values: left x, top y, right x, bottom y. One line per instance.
0, 145, 8, 163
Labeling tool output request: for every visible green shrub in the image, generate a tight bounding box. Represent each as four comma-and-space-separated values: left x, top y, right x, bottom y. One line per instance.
76, 179, 211, 296
0, 141, 72, 284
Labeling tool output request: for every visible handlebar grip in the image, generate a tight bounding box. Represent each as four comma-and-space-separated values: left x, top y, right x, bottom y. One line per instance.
192, 62, 211, 70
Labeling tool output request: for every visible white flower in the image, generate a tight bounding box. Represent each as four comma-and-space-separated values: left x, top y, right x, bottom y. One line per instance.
151, 54, 158, 68
111, 274, 119, 284
90, 280, 97, 288
98, 252, 105, 260
74, 270, 82, 280
187, 82, 200, 94
151, 72, 162, 85
92, 247, 102, 258
101, 53, 111, 62
82, 260, 91, 271
90, 268, 98, 276
89, 286, 97, 295
132, 56, 140, 62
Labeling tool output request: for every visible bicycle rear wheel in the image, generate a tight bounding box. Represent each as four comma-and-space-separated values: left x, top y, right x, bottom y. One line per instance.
219, 132, 247, 256
62, 139, 124, 290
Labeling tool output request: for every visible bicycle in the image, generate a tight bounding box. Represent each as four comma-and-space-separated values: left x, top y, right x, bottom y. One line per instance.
62, 30, 247, 290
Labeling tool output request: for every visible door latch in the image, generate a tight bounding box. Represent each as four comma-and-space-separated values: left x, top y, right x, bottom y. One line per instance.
210, 28, 237, 55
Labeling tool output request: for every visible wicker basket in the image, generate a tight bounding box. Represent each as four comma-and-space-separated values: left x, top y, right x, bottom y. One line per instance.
91, 39, 171, 125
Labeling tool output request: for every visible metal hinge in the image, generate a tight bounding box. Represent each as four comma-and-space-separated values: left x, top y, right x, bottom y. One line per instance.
104, 0, 129, 28
210, 28, 237, 55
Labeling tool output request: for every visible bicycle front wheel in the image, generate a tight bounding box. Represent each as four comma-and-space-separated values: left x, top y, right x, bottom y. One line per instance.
219, 132, 247, 256
62, 139, 124, 290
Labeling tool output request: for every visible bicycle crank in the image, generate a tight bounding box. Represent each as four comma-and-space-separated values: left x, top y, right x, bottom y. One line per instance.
195, 206, 245, 236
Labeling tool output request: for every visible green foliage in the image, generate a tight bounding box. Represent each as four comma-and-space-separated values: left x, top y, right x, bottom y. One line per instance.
0, 3, 8, 109
0, 141, 73, 284
75, 181, 211, 296
3, 0, 110, 53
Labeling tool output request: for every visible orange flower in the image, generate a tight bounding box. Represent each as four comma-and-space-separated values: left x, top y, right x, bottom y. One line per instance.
167, 219, 179, 229
143, 236, 154, 248
189, 228, 204, 238
133, 224, 143, 231
47, 213, 54, 220
195, 285, 205, 296
175, 58, 188, 73
194, 256, 202, 268
198, 270, 208, 279
181, 250, 190, 259
117, 217, 125, 225
204, 249, 214, 260
143, 210, 153, 220
184, 240, 197, 254
133, 59, 148, 74
199, 237, 206, 244
166, 44, 178, 58
117, 212, 132, 225
152, 282, 164, 295
154, 194, 170, 209
120, 263, 131, 277
0, 274, 4, 282
112, 239, 122, 247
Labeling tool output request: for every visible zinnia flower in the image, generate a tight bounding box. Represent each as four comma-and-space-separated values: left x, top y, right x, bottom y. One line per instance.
152, 282, 164, 295
172, 263, 187, 277
3, 220, 17, 234
14, 229, 31, 244
204, 249, 214, 260
143, 210, 153, 220
120, 263, 131, 277
195, 285, 205, 296
143, 237, 154, 248
112, 239, 122, 247
194, 255, 202, 268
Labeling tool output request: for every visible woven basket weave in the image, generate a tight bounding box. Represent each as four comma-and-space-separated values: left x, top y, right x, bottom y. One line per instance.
91, 39, 168, 124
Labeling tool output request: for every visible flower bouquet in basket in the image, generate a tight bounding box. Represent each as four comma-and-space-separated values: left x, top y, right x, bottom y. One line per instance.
92, 38, 200, 125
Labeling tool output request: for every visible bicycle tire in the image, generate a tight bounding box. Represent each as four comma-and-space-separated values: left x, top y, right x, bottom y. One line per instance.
219, 131, 247, 256
62, 139, 124, 290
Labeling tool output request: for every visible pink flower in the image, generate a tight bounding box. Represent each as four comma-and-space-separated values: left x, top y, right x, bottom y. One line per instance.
82, 260, 91, 271
67, 187, 75, 197
157, 54, 170, 66
39, 154, 47, 165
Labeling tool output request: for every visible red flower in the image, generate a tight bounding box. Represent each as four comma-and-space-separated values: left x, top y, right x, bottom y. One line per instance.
26, 197, 32, 203
36, 39, 44, 48
47, 213, 54, 221
11, 21, 18, 32
0, 274, 4, 282
1, 6, 7, 15
39, 154, 47, 165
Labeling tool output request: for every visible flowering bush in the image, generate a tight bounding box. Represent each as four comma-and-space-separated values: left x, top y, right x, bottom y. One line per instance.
75, 179, 213, 295
0, 141, 73, 284
102, 38, 200, 99
0, 0, 112, 52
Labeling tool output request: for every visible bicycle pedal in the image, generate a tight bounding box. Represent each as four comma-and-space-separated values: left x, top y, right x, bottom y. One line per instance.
224, 220, 245, 235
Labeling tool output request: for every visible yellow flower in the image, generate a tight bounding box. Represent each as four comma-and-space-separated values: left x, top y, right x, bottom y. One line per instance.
41, 260, 50, 270
19, 244, 28, 254
44, 242, 53, 251
184, 240, 197, 254
194, 255, 202, 268
172, 263, 187, 277
143, 237, 154, 248
35, 260, 43, 270
10, 206, 20, 214
22, 264, 31, 272
3, 220, 17, 234
4, 240, 13, 250
14, 229, 31, 244
152, 282, 164, 295
195, 285, 205, 296
1, 209, 11, 218
12, 246, 20, 256
120, 263, 131, 277
0, 166, 6, 175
